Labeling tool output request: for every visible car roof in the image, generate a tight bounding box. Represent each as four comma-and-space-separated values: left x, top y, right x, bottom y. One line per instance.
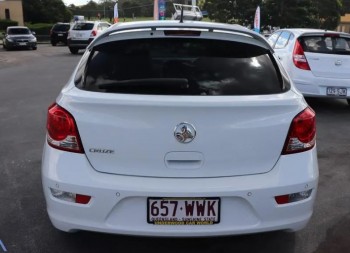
274, 28, 350, 37
7, 26, 29, 29
91, 20, 272, 50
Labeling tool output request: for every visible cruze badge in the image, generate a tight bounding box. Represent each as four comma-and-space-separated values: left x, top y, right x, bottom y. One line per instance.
174, 122, 196, 143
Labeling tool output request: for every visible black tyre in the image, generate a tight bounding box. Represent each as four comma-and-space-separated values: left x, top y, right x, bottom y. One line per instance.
32, 46, 37, 50
69, 47, 79, 54
347, 99, 350, 106
51, 42, 57, 46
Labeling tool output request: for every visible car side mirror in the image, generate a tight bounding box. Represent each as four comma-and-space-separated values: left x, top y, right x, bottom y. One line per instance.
32, 31, 36, 35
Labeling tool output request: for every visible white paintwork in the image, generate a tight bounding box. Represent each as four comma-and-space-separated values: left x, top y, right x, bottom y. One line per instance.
270, 28, 350, 99
42, 21, 319, 236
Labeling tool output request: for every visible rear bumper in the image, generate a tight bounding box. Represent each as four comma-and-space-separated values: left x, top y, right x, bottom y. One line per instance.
42, 143, 319, 237
291, 71, 350, 99
67, 38, 93, 49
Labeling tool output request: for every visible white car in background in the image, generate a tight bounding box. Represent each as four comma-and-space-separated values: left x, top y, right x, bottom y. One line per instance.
67, 21, 111, 54
42, 21, 318, 236
268, 29, 350, 105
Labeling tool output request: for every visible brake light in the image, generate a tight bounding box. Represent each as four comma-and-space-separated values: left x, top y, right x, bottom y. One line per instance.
47, 104, 84, 153
324, 33, 339, 38
164, 30, 201, 36
91, 30, 97, 37
282, 107, 316, 154
293, 39, 311, 70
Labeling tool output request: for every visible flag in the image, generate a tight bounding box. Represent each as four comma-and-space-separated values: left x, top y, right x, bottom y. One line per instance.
114, 1, 119, 23
254, 6, 260, 33
153, 0, 159, 20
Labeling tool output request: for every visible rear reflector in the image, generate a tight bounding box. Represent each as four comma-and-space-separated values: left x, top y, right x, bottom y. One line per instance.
293, 39, 311, 70
47, 103, 84, 153
282, 107, 316, 154
50, 188, 92, 204
275, 190, 312, 205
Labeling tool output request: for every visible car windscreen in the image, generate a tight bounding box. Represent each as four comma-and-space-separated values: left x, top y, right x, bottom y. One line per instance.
8, 28, 30, 35
53, 24, 70, 31
76, 38, 286, 95
72, 23, 94, 31
300, 35, 350, 55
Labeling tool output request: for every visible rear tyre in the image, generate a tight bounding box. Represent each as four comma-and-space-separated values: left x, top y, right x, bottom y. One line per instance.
69, 47, 79, 54
51, 42, 57, 46
32, 46, 37, 50
347, 99, 350, 106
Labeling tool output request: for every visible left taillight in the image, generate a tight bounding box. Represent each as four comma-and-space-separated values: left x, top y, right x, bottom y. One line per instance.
47, 103, 84, 153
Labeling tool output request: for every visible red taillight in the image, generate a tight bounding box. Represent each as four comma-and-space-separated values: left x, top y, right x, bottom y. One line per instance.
47, 103, 84, 153
282, 107, 316, 155
164, 30, 201, 36
293, 39, 311, 70
90, 30, 97, 37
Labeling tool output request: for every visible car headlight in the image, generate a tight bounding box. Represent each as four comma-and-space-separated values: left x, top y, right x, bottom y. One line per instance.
6, 38, 14, 42
29, 37, 37, 42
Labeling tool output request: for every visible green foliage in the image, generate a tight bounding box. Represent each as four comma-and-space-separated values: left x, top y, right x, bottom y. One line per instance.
203, 0, 343, 30
0, 19, 18, 30
23, 0, 72, 23
26, 23, 54, 35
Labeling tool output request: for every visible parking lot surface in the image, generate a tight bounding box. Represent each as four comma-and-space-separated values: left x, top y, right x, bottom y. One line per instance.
0, 45, 349, 253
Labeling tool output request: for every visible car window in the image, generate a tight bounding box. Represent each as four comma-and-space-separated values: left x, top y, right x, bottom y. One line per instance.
267, 31, 281, 47
274, 31, 291, 49
73, 23, 94, 31
97, 23, 109, 31
76, 38, 286, 95
53, 24, 70, 32
300, 36, 350, 55
8, 28, 30, 35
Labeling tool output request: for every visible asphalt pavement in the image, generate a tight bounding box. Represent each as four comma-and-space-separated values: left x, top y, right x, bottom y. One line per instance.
0, 44, 349, 253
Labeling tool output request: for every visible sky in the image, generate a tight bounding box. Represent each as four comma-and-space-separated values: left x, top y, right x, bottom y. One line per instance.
63, 0, 97, 6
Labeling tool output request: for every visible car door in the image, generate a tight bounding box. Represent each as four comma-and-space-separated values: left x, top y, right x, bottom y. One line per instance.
273, 31, 295, 73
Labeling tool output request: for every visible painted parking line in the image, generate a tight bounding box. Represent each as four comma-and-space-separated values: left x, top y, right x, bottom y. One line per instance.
0, 240, 7, 252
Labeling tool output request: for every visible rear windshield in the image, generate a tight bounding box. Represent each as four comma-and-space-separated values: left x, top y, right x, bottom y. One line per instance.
73, 23, 94, 31
76, 38, 287, 95
53, 24, 70, 31
300, 36, 350, 55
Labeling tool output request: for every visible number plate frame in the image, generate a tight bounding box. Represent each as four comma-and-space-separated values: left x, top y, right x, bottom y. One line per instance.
326, 87, 347, 96
147, 197, 221, 225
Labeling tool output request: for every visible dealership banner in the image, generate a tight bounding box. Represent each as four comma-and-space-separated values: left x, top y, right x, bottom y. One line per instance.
114, 1, 119, 23
254, 6, 260, 33
159, 0, 166, 20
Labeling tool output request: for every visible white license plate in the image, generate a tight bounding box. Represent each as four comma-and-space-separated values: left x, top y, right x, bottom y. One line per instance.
19, 42, 27, 46
327, 87, 347, 96
58, 34, 63, 36
147, 198, 220, 225
74, 33, 83, 38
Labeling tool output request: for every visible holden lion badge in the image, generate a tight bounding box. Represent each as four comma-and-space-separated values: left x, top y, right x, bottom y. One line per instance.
174, 122, 196, 143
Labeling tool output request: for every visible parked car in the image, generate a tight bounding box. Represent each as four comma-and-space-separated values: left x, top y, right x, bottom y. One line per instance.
42, 21, 318, 236
2, 26, 37, 50
67, 21, 111, 54
268, 29, 350, 105
50, 22, 71, 46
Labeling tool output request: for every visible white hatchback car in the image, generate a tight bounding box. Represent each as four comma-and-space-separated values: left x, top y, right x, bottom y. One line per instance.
268, 29, 350, 105
42, 21, 318, 236
67, 21, 111, 54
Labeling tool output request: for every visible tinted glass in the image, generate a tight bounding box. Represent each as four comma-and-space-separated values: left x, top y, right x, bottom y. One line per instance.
8, 28, 30, 35
76, 38, 286, 95
300, 36, 350, 55
267, 32, 281, 47
53, 24, 70, 31
73, 23, 94, 31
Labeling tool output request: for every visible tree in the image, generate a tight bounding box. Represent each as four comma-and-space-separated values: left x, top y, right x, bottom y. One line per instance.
23, 0, 72, 23
311, 0, 342, 29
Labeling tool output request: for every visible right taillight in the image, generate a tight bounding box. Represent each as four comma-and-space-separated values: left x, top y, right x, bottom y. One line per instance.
47, 103, 84, 153
293, 39, 311, 70
282, 107, 316, 155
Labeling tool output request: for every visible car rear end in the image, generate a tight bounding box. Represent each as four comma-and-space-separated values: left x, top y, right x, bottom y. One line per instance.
42, 21, 318, 236
290, 31, 350, 104
67, 22, 96, 53
50, 23, 70, 46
